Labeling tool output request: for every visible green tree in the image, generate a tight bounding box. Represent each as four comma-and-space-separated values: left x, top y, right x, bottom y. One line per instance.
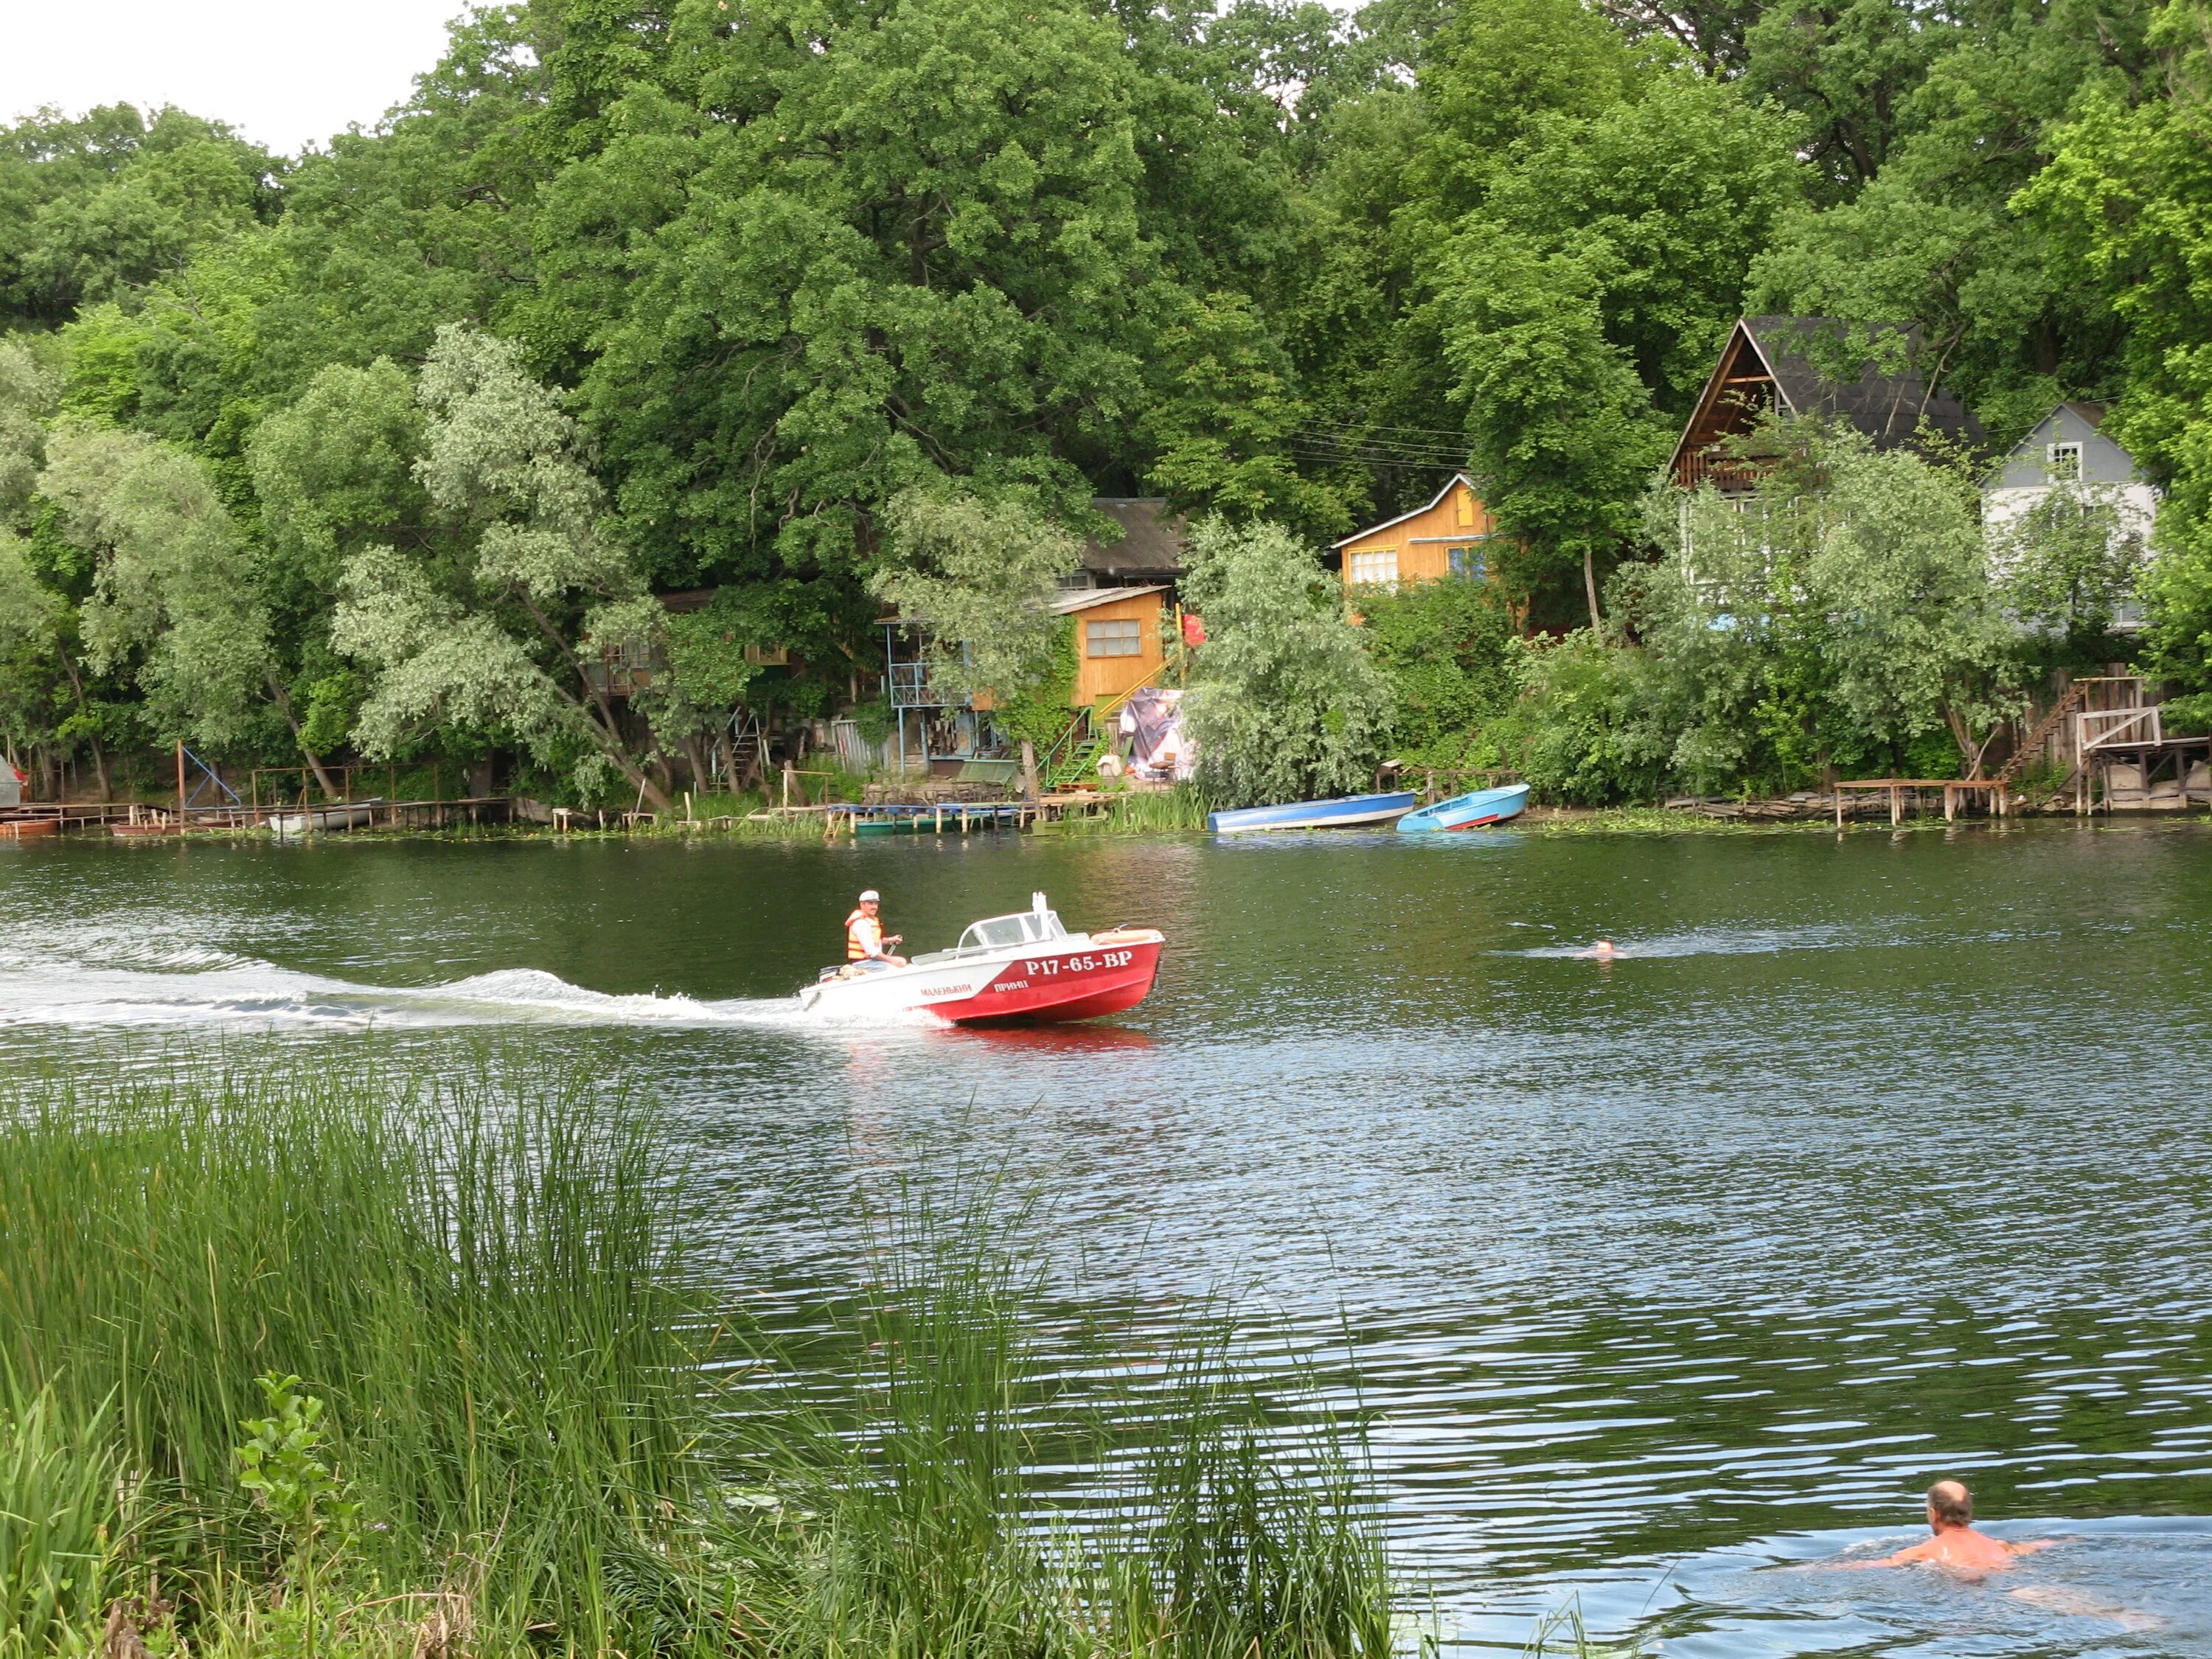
37, 422, 270, 754
1432, 67, 1803, 619
1994, 483, 2149, 648
867, 485, 1084, 707
553, 0, 1164, 591
1641, 420, 2023, 784
2022, 4, 2212, 698
1178, 517, 1391, 803
330, 325, 675, 809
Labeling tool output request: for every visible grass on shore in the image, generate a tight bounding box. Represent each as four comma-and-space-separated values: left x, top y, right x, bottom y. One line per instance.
0, 1054, 1395, 1658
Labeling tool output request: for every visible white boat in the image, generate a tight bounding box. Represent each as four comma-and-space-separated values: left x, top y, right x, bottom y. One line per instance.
799, 894, 1164, 1025
269, 801, 380, 836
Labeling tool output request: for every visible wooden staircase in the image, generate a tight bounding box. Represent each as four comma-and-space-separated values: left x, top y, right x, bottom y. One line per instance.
1996, 681, 2087, 787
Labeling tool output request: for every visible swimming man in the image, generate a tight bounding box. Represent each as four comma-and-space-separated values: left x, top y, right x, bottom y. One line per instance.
844, 889, 907, 969
1851, 1481, 2054, 1572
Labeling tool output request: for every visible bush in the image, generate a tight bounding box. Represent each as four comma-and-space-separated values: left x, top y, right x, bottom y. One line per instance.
1489, 631, 1669, 804
1357, 577, 1517, 764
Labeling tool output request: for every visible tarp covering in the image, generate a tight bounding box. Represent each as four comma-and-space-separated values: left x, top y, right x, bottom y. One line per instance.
1118, 688, 1195, 782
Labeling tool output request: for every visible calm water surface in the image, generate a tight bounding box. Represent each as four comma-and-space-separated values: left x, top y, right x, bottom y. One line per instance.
3, 822, 2209, 1653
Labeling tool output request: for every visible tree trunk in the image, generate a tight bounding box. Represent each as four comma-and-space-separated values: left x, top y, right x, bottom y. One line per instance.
52, 644, 112, 800
1583, 547, 1603, 633
265, 673, 344, 799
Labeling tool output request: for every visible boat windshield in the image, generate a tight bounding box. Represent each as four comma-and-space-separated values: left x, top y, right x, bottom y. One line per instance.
956, 911, 1068, 953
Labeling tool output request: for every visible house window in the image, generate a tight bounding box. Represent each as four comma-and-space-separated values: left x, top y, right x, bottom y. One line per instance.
1447, 544, 1486, 580
1086, 618, 1143, 658
1455, 489, 1477, 529
2048, 442, 2084, 481
1347, 547, 1398, 586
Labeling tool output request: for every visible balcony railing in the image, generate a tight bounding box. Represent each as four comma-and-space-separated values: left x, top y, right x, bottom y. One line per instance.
888, 661, 963, 709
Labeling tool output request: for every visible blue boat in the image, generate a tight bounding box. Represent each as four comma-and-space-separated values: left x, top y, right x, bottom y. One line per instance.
1206, 791, 1417, 833
1396, 782, 1530, 834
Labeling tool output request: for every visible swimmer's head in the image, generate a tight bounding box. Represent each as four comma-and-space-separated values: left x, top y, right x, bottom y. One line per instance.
1593, 939, 1615, 954
1927, 1480, 1972, 1528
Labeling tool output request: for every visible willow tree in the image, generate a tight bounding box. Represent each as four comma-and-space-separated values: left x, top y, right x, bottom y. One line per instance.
330, 325, 674, 809
1639, 421, 2023, 786
37, 423, 270, 779
1179, 518, 1392, 805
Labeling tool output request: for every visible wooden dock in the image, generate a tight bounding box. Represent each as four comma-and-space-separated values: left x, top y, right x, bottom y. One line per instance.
1831, 778, 2011, 826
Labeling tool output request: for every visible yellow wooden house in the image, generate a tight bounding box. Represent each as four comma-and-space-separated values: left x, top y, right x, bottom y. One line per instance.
1052, 585, 1169, 707
1329, 473, 1495, 588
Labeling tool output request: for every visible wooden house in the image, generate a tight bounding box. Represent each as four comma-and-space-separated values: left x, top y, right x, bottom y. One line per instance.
1052, 585, 1170, 707
1327, 473, 1496, 588
1670, 317, 1983, 493
1983, 404, 2157, 624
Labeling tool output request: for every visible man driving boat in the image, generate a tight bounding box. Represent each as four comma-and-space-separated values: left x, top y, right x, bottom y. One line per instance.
845, 890, 908, 970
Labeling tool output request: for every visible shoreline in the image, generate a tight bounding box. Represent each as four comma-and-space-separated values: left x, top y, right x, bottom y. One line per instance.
10, 792, 2211, 845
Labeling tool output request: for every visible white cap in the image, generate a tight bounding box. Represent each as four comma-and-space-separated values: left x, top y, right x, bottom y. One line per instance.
858, 889, 880, 902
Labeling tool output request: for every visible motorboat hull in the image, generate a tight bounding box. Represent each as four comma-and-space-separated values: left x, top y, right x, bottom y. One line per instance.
1397, 783, 1530, 833
800, 931, 1164, 1024
1206, 791, 1416, 833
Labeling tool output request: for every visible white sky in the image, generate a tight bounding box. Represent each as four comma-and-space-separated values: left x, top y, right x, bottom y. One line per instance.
0, 0, 473, 156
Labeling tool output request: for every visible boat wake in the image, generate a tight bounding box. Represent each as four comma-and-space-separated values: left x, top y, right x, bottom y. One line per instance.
0, 957, 937, 1034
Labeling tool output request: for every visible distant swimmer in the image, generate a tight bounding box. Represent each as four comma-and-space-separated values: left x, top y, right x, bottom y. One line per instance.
1580, 939, 1618, 961
844, 890, 908, 970
1848, 1481, 2056, 1573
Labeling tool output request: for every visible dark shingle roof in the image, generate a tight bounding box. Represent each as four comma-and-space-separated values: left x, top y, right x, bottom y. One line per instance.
1082, 498, 1186, 579
1742, 317, 1984, 451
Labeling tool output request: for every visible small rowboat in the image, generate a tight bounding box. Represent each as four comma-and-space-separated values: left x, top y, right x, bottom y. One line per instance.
800, 893, 1162, 1024
1396, 782, 1530, 833
270, 801, 381, 837
1206, 791, 1416, 833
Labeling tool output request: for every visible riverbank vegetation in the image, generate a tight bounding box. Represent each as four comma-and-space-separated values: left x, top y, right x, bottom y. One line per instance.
3, 0, 2208, 813
0, 1055, 1394, 1657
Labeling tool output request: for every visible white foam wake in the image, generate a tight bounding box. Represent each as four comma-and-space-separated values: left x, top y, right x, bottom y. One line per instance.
0, 959, 933, 1033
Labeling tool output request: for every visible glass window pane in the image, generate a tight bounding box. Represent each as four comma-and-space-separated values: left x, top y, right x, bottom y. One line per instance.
1086, 619, 1143, 657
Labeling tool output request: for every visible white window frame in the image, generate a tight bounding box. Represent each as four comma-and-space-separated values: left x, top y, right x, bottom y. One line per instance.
1347, 547, 1398, 587
2047, 441, 2084, 482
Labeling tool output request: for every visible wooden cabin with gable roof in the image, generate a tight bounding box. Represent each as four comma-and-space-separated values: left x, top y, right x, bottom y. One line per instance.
1670, 317, 1983, 494
1326, 473, 1497, 589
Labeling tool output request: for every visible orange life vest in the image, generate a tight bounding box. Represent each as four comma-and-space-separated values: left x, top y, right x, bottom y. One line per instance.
846, 908, 884, 961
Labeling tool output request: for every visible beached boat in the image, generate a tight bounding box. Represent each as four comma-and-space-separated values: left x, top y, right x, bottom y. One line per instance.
1396, 782, 1530, 833
799, 893, 1163, 1025
269, 801, 380, 836
1205, 791, 1417, 833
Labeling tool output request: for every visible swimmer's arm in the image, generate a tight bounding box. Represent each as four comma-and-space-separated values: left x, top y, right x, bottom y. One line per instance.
1840, 1539, 1935, 1569
2006, 1539, 2059, 1557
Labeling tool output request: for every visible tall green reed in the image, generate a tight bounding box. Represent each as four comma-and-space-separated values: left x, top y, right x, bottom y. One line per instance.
0, 1387, 136, 1655
1059, 785, 1217, 834
0, 1054, 726, 1651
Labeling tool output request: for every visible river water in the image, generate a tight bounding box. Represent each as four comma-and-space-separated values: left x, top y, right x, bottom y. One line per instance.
3, 822, 2208, 1653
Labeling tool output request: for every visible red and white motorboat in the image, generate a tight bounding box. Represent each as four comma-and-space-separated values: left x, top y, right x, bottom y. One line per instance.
799, 894, 1163, 1025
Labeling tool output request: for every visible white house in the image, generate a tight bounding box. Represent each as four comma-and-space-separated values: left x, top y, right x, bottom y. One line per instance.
1983, 403, 2158, 622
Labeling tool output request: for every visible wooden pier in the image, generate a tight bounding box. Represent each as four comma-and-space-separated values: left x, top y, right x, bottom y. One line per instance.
1831, 778, 2011, 826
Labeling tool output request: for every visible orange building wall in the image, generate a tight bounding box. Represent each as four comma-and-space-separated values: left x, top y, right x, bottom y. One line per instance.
1337, 478, 1495, 586
1071, 591, 1166, 706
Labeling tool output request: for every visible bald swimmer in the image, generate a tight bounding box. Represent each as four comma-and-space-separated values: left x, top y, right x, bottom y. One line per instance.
1852, 1481, 2055, 1572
